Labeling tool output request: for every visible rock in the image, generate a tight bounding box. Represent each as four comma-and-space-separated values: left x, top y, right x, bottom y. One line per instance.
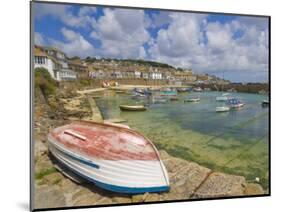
144, 193, 160, 202
192, 172, 246, 198
42, 172, 64, 185
34, 140, 48, 158
72, 188, 103, 206
112, 196, 132, 204
95, 197, 114, 205
132, 194, 145, 203
35, 154, 53, 173
35, 185, 66, 209
244, 183, 264, 195
161, 153, 210, 200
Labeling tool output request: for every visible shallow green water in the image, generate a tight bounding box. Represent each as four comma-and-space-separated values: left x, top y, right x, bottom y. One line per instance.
95, 91, 269, 189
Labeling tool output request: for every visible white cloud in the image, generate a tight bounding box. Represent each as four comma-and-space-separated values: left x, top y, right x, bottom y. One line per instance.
34, 32, 45, 46
50, 28, 95, 58
148, 13, 269, 82
34, 3, 95, 28
90, 8, 150, 58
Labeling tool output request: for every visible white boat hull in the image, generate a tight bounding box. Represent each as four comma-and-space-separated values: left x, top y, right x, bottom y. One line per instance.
48, 134, 169, 194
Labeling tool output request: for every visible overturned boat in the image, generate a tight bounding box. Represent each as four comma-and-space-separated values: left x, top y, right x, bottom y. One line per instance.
48, 121, 169, 194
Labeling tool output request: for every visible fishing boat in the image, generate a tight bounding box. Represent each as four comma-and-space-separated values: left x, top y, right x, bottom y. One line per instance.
227, 98, 245, 109
193, 87, 203, 92
184, 96, 200, 102
119, 105, 147, 111
48, 121, 170, 194
261, 100, 269, 107
216, 93, 230, 101
216, 106, 230, 112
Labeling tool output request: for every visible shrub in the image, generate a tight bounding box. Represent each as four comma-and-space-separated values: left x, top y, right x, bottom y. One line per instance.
34, 67, 57, 98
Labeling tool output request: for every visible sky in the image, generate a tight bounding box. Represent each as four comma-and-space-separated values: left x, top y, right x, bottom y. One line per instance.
33, 2, 269, 83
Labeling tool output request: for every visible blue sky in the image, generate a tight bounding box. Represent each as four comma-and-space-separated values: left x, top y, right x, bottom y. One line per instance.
33, 2, 269, 82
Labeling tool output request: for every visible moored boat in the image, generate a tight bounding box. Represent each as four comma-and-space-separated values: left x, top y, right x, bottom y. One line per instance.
119, 105, 147, 111
177, 88, 189, 92
216, 106, 230, 112
193, 87, 203, 92
184, 96, 200, 102
216, 93, 230, 101
48, 121, 170, 194
227, 98, 245, 109
261, 100, 269, 107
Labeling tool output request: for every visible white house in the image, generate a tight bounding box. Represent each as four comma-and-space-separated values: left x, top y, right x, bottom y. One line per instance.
134, 70, 141, 78
149, 69, 162, 80
36, 46, 77, 81
34, 47, 59, 79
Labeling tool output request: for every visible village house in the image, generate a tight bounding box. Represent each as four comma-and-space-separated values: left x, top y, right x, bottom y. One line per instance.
141, 72, 149, 79
34, 47, 61, 79
111, 70, 122, 79
148, 68, 162, 80
68, 58, 88, 79
134, 70, 141, 79
174, 70, 197, 82
35, 46, 77, 81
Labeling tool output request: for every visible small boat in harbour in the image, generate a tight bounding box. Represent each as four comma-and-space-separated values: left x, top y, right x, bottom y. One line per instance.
119, 105, 147, 111
48, 121, 170, 194
261, 100, 269, 107
216, 106, 230, 112
227, 98, 245, 109
184, 96, 200, 102
193, 87, 203, 92
177, 88, 189, 92
216, 93, 230, 101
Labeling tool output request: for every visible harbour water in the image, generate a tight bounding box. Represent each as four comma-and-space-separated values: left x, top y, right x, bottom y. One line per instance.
95, 91, 269, 189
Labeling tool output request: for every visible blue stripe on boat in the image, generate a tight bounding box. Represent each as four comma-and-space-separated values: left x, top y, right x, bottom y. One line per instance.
50, 150, 170, 194
53, 144, 100, 169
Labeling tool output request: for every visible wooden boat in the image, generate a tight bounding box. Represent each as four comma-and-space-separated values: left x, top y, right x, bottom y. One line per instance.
48, 121, 170, 194
216, 106, 230, 112
184, 97, 200, 102
119, 105, 147, 111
